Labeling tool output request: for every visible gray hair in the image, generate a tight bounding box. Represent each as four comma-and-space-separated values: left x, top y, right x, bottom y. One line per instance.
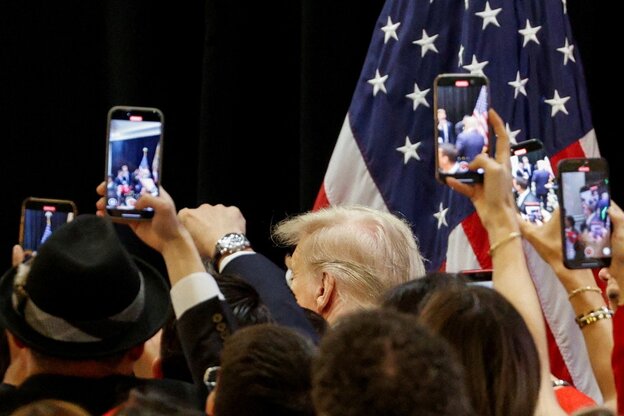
272, 205, 426, 308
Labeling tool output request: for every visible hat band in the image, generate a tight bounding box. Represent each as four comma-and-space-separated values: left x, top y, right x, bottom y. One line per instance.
13, 273, 147, 343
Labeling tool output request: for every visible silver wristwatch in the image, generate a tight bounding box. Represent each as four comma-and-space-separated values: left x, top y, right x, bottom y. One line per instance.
212, 233, 251, 267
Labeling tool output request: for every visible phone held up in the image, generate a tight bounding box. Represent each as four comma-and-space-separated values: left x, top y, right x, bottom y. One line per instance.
433, 73, 490, 185
557, 157, 611, 269
510, 139, 558, 224
105, 106, 164, 220
20, 197, 78, 255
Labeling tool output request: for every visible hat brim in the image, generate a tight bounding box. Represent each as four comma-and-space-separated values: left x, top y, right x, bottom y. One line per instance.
0, 256, 171, 359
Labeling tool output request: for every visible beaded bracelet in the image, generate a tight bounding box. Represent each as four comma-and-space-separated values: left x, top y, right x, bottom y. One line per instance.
568, 286, 603, 300
575, 306, 614, 329
489, 232, 521, 256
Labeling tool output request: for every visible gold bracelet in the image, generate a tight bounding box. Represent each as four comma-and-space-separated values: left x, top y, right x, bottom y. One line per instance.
568, 286, 603, 300
575, 306, 614, 329
489, 232, 521, 256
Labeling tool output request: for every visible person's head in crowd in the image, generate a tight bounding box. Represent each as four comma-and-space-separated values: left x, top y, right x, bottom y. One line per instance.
381, 271, 469, 315
311, 308, 472, 416
104, 387, 205, 416
0, 214, 171, 378
10, 399, 91, 416
208, 323, 317, 416
417, 284, 541, 416
154, 272, 275, 382
272, 205, 426, 323
438, 142, 459, 172
214, 272, 274, 327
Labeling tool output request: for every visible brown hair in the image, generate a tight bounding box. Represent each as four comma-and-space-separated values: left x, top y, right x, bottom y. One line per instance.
418, 285, 541, 416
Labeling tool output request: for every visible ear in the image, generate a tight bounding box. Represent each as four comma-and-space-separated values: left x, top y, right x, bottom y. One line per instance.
315, 272, 336, 313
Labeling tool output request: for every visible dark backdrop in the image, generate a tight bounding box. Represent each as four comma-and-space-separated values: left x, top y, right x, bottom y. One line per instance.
0, 1, 614, 273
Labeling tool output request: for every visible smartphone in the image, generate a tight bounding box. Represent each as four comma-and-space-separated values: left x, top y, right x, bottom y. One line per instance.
557, 158, 611, 269
19, 197, 78, 254
433, 73, 490, 184
105, 106, 164, 220
510, 139, 558, 223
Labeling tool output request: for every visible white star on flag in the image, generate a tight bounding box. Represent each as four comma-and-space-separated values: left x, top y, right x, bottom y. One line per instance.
367, 69, 388, 96
381, 16, 400, 44
462, 55, 488, 76
405, 83, 430, 111
396, 136, 421, 164
413, 30, 439, 57
433, 203, 449, 229
557, 38, 576, 65
475, 2, 502, 29
519, 20, 541, 47
545, 90, 571, 116
505, 123, 521, 144
508, 71, 528, 98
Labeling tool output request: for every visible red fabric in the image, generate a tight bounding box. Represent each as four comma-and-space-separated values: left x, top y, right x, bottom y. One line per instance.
612, 308, 624, 415
313, 184, 330, 210
555, 385, 597, 414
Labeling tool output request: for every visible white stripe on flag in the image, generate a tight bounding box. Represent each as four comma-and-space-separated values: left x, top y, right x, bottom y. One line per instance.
324, 115, 388, 211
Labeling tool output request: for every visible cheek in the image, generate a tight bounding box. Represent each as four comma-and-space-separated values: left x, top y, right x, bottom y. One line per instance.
290, 276, 315, 310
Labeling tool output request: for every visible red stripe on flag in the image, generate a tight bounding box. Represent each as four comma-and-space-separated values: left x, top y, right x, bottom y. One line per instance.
550, 140, 587, 175
461, 212, 492, 269
313, 183, 330, 210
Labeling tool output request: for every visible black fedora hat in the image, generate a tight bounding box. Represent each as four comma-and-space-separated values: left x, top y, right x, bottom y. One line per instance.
0, 214, 171, 358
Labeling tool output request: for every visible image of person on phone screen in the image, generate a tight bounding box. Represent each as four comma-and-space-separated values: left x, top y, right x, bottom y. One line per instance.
437, 108, 455, 144
455, 116, 485, 165
579, 184, 609, 258
531, 159, 555, 211
438, 143, 461, 174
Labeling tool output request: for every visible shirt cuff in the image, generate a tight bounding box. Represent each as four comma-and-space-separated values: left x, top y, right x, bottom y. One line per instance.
170, 272, 225, 318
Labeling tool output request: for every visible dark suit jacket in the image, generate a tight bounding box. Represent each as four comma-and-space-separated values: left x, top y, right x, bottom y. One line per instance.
438, 120, 455, 143
176, 297, 238, 393
223, 253, 319, 344
455, 129, 485, 162
173, 254, 318, 400
0, 374, 203, 415
531, 169, 551, 196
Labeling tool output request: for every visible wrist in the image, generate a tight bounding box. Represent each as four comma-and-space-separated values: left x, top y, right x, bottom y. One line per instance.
212, 233, 251, 269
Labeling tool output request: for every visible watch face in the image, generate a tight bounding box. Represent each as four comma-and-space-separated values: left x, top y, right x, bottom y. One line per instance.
218, 233, 250, 252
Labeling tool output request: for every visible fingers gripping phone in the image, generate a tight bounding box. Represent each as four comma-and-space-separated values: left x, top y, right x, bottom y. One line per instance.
19, 197, 78, 255
105, 106, 164, 220
510, 139, 558, 223
433, 74, 490, 184
557, 158, 611, 269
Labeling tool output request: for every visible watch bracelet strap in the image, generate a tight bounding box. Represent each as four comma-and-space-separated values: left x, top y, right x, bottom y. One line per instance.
211, 235, 251, 269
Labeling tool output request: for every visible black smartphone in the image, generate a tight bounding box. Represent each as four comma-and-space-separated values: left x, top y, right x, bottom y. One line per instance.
19, 197, 78, 255
105, 106, 164, 220
433, 73, 490, 184
510, 139, 558, 223
557, 158, 611, 269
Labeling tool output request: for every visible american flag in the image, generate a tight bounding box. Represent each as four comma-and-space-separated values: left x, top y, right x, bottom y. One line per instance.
314, 0, 601, 401
472, 85, 489, 144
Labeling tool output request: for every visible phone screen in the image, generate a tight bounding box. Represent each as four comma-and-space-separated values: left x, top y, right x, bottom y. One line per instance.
20, 198, 77, 253
510, 139, 558, 223
558, 158, 611, 269
434, 74, 490, 184
105, 106, 163, 220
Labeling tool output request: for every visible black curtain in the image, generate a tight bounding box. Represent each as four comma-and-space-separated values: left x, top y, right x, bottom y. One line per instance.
0, 1, 614, 272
